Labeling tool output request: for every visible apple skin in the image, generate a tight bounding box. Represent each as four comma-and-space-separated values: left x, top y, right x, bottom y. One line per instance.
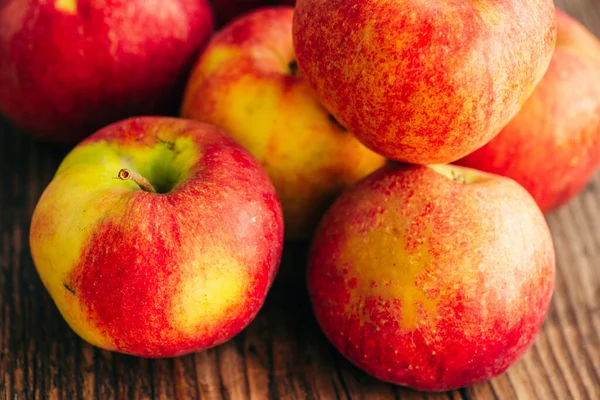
0, 0, 213, 143
181, 7, 386, 240
456, 10, 600, 213
292, 0, 557, 164
308, 164, 555, 390
211, 0, 295, 25
29, 117, 284, 358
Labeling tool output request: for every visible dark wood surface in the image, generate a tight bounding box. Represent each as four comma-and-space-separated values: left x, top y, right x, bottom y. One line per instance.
2, 1, 600, 398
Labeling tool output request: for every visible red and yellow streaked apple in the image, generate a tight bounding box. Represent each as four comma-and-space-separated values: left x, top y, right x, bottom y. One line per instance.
292, 0, 557, 164
181, 7, 386, 240
456, 9, 600, 212
308, 164, 555, 390
29, 117, 284, 358
0, 0, 213, 142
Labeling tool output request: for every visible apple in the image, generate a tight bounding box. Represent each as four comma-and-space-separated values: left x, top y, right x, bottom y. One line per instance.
308, 163, 555, 391
181, 7, 386, 240
455, 9, 600, 213
211, 0, 295, 25
292, 0, 557, 164
0, 0, 214, 143
29, 117, 284, 358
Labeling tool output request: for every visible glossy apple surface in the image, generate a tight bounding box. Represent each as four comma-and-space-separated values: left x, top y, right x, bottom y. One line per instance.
30, 117, 284, 358
0, 0, 213, 142
308, 163, 555, 390
456, 9, 600, 212
182, 7, 385, 240
293, 0, 557, 164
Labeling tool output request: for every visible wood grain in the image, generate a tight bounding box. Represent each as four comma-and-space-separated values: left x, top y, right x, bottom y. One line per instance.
1, 0, 599, 398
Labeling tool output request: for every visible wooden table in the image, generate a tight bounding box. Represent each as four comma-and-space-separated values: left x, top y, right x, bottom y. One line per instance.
2, 1, 600, 398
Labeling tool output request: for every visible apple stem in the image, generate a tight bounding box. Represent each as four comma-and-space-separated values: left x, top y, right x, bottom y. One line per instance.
118, 169, 157, 193
450, 170, 466, 184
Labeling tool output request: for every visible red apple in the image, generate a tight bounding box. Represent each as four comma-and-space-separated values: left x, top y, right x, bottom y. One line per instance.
181, 7, 385, 240
456, 9, 600, 213
0, 0, 214, 142
292, 0, 557, 164
308, 163, 555, 390
212, 0, 294, 25
29, 117, 284, 358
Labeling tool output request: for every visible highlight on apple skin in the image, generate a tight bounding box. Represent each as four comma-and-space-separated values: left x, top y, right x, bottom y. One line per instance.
29, 117, 284, 358
182, 7, 386, 240
0, 0, 214, 143
308, 163, 555, 391
292, 0, 557, 164
456, 9, 600, 213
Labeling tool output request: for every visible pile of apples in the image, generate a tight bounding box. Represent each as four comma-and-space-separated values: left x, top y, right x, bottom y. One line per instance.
1, 0, 599, 392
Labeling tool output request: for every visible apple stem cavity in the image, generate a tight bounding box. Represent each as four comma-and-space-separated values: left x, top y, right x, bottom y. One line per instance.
289, 60, 300, 77
118, 169, 157, 193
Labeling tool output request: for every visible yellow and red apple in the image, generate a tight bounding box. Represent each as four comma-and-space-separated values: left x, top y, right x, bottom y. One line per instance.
293, 0, 557, 164
308, 164, 555, 390
181, 7, 386, 240
0, 0, 213, 142
456, 9, 600, 212
29, 117, 284, 358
